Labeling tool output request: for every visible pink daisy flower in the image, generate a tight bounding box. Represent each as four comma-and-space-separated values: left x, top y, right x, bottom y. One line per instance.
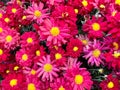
66, 38, 83, 58
65, 66, 93, 90
25, 2, 49, 24
0, 29, 20, 50
39, 18, 71, 46
37, 55, 59, 82
20, 31, 39, 48
16, 48, 34, 67
51, 77, 72, 90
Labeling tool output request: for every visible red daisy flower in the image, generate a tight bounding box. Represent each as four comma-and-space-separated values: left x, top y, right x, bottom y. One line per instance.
66, 38, 83, 58
100, 74, 120, 90
20, 31, 39, 48
83, 17, 107, 38
1, 73, 25, 90
16, 48, 34, 67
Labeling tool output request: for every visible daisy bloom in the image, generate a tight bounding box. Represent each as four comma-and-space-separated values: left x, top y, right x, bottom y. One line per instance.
66, 38, 83, 58
39, 18, 71, 46
0, 29, 20, 50
83, 39, 105, 66
37, 55, 59, 82
100, 74, 120, 90
65, 66, 93, 90
25, 2, 49, 24
83, 17, 107, 38
16, 48, 34, 67
20, 31, 39, 48
51, 77, 72, 90
1, 73, 25, 90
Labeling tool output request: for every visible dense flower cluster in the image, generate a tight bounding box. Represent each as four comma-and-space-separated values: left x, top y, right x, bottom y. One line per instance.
0, 0, 120, 90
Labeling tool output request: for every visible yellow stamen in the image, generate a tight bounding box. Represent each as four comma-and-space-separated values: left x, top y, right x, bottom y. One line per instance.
34, 10, 42, 18
22, 54, 28, 61
0, 13, 2, 18
75, 74, 84, 84
12, 8, 17, 13
92, 23, 100, 31
6, 35, 12, 42
44, 63, 53, 72
27, 38, 33, 43
107, 81, 114, 89
28, 83, 36, 90
0, 49, 3, 55
4, 18, 10, 23
36, 50, 40, 56
82, 0, 88, 7
55, 53, 62, 60
10, 79, 17, 87
92, 49, 101, 58
0, 27, 3, 33
112, 11, 117, 16
74, 9, 79, 14
14, 66, 19, 71
113, 42, 119, 50
50, 27, 60, 36
100, 4, 105, 8
73, 46, 78, 51
81, 40, 88, 45
22, 15, 27, 20
115, 0, 120, 5
6, 70, 10, 73
31, 69, 36, 75
113, 51, 120, 58
59, 86, 65, 90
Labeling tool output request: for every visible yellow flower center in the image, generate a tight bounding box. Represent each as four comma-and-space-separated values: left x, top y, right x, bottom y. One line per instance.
113, 42, 119, 50
113, 51, 120, 58
22, 54, 28, 61
27, 38, 33, 43
12, 8, 17, 13
75, 75, 84, 84
92, 49, 101, 58
22, 15, 27, 20
115, 0, 120, 5
10, 79, 17, 87
0, 13, 2, 18
55, 53, 62, 60
107, 81, 114, 89
81, 40, 88, 45
14, 66, 19, 71
100, 4, 105, 8
4, 18, 10, 23
112, 11, 117, 16
34, 10, 42, 18
28, 83, 36, 90
31, 69, 36, 75
0, 27, 3, 33
6, 35, 12, 42
73, 46, 79, 52
6, 70, 10, 73
44, 63, 53, 72
92, 23, 100, 31
59, 86, 65, 90
74, 9, 79, 14
36, 50, 40, 56
0, 49, 3, 55
50, 27, 60, 36
82, 0, 88, 7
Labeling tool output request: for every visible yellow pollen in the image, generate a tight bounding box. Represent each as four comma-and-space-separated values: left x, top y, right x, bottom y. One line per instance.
0, 13, 2, 18
4, 18, 10, 23
31, 69, 36, 75
107, 81, 114, 89
50, 27, 60, 36
12, 8, 17, 13
22, 16, 27, 20
82, 0, 88, 7
44, 63, 53, 72
113, 51, 120, 58
59, 86, 65, 90
0, 49, 3, 55
62, 12, 69, 18
55, 53, 62, 60
75, 75, 84, 84
74, 9, 79, 14
112, 11, 117, 16
100, 4, 105, 9
73, 46, 78, 51
0, 27, 3, 33
92, 49, 101, 58
92, 23, 100, 31
6, 70, 10, 73
54, 46, 58, 50
6, 35, 12, 42
36, 50, 40, 56
27, 38, 33, 43
14, 66, 19, 71
10, 79, 17, 87
22, 54, 28, 61
34, 10, 42, 18
28, 83, 36, 90
113, 42, 119, 50
115, 0, 120, 5
81, 40, 88, 45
